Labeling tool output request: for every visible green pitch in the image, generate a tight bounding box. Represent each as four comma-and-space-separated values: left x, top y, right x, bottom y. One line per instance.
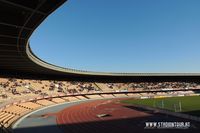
122, 96, 200, 117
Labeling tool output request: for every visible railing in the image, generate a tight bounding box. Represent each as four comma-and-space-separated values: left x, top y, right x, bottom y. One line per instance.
0, 124, 10, 133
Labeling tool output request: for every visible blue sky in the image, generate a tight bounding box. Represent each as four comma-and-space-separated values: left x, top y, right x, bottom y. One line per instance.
30, 0, 200, 73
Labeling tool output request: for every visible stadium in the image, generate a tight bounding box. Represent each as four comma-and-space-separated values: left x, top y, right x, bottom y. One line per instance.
1, 0, 200, 133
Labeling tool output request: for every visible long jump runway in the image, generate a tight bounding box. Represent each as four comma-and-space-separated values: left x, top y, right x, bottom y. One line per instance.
13, 99, 200, 133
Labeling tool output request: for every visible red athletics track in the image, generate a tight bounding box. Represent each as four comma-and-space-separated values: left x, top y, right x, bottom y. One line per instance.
56, 99, 200, 133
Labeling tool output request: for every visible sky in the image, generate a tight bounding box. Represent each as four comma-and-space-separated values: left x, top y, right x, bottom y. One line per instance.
30, 0, 200, 73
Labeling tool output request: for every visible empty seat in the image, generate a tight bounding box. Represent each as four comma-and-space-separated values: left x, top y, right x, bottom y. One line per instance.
85, 95, 102, 99
113, 94, 127, 97
3, 105, 29, 115
100, 94, 115, 98
18, 102, 42, 110
63, 96, 79, 102
51, 98, 65, 103
76, 96, 88, 100
36, 99, 55, 106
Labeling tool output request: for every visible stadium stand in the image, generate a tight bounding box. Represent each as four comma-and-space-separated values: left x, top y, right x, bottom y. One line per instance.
1, 0, 200, 132
1, 77, 200, 104
0, 77, 200, 131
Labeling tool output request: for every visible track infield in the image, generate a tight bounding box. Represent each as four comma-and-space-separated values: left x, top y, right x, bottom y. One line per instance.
122, 96, 200, 117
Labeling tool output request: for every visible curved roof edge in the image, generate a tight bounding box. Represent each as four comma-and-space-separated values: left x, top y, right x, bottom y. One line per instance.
27, 43, 200, 77
1, 0, 200, 81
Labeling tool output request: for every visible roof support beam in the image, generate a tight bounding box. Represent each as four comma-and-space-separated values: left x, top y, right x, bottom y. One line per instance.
0, 22, 32, 31
0, 44, 17, 46
0, 55, 23, 58
0, 0, 47, 16
0, 34, 26, 40
0, 49, 18, 52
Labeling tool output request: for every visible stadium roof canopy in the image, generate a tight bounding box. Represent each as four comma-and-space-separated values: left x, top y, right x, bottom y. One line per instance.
0, 0, 200, 81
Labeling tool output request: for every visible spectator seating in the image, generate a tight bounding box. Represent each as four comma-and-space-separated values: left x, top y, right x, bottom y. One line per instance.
62, 96, 79, 102
3, 105, 29, 115
75, 96, 88, 100
1, 76, 200, 130
17, 102, 42, 110
51, 98, 65, 103
113, 94, 128, 97
36, 99, 55, 106
100, 94, 115, 98
85, 94, 102, 99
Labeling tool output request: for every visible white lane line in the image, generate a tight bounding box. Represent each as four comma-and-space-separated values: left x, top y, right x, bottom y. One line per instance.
11, 97, 127, 131
12, 99, 92, 129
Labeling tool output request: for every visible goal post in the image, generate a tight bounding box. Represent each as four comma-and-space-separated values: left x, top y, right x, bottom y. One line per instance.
173, 101, 182, 112
154, 100, 182, 112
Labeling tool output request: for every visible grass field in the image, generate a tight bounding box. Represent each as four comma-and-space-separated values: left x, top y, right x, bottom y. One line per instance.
122, 96, 200, 117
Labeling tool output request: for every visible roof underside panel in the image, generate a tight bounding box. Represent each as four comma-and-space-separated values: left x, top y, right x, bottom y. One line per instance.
0, 0, 68, 77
